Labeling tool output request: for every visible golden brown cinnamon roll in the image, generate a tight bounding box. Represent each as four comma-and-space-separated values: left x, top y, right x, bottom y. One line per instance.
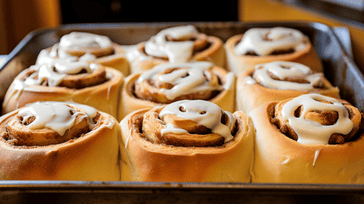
236, 61, 340, 113
39, 32, 130, 76
120, 100, 254, 182
0, 101, 120, 180
225, 27, 323, 76
2, 57, 124, 120
127, 25, 225, 74
249, 94, 364, 184
119, 61, 235, 119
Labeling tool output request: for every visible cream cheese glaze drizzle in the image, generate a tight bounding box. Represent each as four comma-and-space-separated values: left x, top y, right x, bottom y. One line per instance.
36, 45, 97, 67
13, 45, 102, 91
59, 32, 112, 50
234, 27, 308, 56
17, 101, 98, 136
2, 54, 104, 112
159, 100, 235, 143
144, 25, 199, 63
14, 59, 99, 91
281, 94, 354, 145
252, 61, 324, 90
137, 62, 231, 100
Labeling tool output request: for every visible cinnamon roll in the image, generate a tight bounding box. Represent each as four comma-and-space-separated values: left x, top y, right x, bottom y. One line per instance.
2, 56, 124, 119
249, 94, 364, 184
38, 32, 130, 76
225, 27, 323, 75
127, 25, 225, 74
236, 61, 340, 113
120, 100, 254, 182
0, 101, 120, 180
119, 61, 235, 119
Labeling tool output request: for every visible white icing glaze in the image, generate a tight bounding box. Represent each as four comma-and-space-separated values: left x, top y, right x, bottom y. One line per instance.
313, 149, 321, 166
37, 45, 98, 67
244, 76, 257, 85
161, 124, 189, 135
102, 118, 115, 129
252, 61, 324, 90
36, 45, 97, 71
281, 156, 290, 164
159, 100, 235, 143
137, 62, 230, 100
234, 27, 308, 56
69, 102, 99, 129
17, 101, 97, 136
14, 53, 101, 96
281, 94, 354, 145
223, 72, 235, 90
144, 25, 199, 63
122, 45, 153, 62
59, 32, 112, 50
15, 62, 99, 91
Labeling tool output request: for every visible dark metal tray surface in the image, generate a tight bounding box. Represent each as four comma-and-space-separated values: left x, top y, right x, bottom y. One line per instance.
1, 21, 364, 204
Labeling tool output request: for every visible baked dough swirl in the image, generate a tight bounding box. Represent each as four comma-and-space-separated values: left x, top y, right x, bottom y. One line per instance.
249, 94, 364, 184
236, 61, 340, 113
0, 101, 120, 180
119, 62, 235, 119
143, 100, 236, 147
234, 27, 308, 56
120, 100, 254, 182
58, 32, 115, 57
38, 32, 130, 76
272, 94, 361, 145
225, 27, 323, 75
2, 57, 124, 119
127, 25, 225, 74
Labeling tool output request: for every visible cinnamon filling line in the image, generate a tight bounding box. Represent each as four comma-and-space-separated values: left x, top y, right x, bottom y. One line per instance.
269, 94, 363, 145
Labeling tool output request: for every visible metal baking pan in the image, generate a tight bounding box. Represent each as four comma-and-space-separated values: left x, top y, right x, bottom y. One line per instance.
1, 21, 364, 204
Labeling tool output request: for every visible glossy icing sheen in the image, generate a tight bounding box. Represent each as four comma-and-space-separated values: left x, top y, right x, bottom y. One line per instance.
144, 25, 199, 63
18, 101, 98, 136
15, 59, 99, 90
234, 27, 308, 56
281, 94, 354, 145
251, 61, 324, 90
59, 32, 112, 50
36, 45, 97, 68
137, 62, 233, 100
37, 31, 111, 67
159, 100, 235, 143
12, 45, 104, 90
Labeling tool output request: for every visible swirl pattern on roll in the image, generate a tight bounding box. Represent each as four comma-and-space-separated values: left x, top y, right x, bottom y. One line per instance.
141, 100, 236, 147
248, 61, 325, 90
58, 32, 114, 58
0, 101, 121, 181
60, 32, 112, 49
143, 25, 210, 63
15, 57, 107, 90
134, 62, 234, 103
2, 43, 124, 118
271, 94, 362, 145
1, 101, 104, 146
234, 27, 308, 56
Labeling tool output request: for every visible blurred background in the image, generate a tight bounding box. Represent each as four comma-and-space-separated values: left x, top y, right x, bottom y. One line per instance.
1, 0, 364, 69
